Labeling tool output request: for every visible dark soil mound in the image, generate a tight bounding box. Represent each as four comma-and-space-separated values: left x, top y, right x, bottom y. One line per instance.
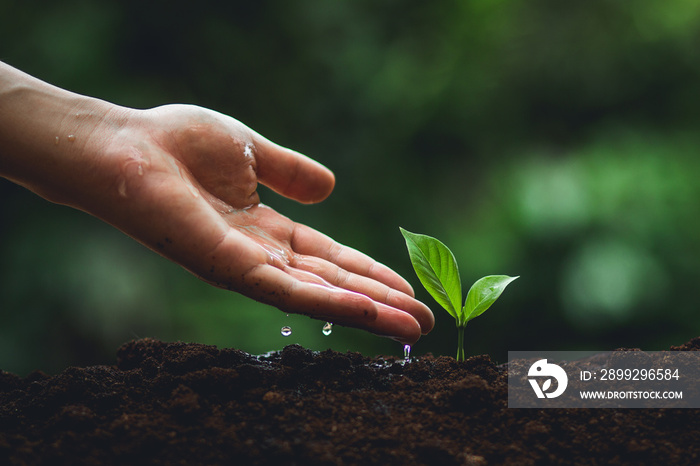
1, 337, 700, 465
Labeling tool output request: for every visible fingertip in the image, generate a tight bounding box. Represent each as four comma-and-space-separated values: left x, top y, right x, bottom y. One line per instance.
253, 135, 335, 204
319, 166, 335, 201
302, 162, 335, 204
419, 303, 435, 335
370, 304, 423, 346
392, 324, 422, 346
383, 288, 434, 335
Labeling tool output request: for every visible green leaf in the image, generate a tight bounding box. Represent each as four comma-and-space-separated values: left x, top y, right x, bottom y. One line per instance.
400, 228, 462, 319
463, 275, 518, 324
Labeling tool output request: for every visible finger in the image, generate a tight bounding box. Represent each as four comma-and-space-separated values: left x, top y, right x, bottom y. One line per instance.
364, 303, 422, 345
251, 133, 335, 204
291, 255, 434, 333
241, 264, 422, 344
291, 223, 416, 297
316, 303, 423, 345
277, 265, 426, 343
242, 263, 379, 323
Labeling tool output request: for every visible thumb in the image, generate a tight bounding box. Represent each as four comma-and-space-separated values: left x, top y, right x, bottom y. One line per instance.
252, 134, 335, 204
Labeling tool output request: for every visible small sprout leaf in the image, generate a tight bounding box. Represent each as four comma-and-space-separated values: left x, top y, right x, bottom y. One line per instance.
463, 275, 518, 323
401, 228, 518, 360
400, 228, 462, 319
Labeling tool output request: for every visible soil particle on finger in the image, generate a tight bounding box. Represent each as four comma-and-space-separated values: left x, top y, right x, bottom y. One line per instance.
1, 338, 699, 465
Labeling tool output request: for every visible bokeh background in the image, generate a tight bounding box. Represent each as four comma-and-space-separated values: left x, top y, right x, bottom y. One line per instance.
2, 0, 700, 375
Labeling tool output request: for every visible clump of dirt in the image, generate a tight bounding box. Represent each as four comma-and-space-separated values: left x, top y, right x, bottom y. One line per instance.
1, 337, 700, 465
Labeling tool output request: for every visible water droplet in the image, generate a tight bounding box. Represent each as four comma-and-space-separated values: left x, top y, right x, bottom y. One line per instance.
404, 344, 411, 360
281, 326, 292, 337
67, 134, 76, 142
137, 164, 144, 176
322, 322, 333, 336
244, 143, 253, 158
54, 136, 59, 145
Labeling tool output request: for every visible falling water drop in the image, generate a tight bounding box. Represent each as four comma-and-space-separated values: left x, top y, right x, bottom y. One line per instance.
322, 322, 333, 336
404, 344, 411, 361
281, 326, 292, 337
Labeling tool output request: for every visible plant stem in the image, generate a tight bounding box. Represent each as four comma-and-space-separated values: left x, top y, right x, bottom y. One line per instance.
456, 324, 466, 361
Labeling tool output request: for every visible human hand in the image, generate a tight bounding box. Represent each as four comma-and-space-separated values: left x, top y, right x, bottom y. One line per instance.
80, 104, 434, 344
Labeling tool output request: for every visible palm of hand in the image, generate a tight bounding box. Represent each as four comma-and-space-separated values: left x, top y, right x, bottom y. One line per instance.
107, 104, 432, 344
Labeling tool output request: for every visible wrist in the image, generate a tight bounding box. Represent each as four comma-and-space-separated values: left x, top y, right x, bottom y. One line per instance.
0, 70, 137, 212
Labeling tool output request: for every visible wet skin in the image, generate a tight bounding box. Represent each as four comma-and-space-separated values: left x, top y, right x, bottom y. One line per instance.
101, 105, 434, 344
0, 62, 434, 345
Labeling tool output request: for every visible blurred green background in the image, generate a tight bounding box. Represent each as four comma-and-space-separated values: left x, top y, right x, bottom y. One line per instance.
2, 0, 700, 375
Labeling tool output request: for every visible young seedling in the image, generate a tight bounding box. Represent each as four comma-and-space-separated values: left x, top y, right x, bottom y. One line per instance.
400, 227, 518, 361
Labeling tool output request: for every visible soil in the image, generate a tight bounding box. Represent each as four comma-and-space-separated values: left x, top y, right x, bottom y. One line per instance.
1, 337, 700, 465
